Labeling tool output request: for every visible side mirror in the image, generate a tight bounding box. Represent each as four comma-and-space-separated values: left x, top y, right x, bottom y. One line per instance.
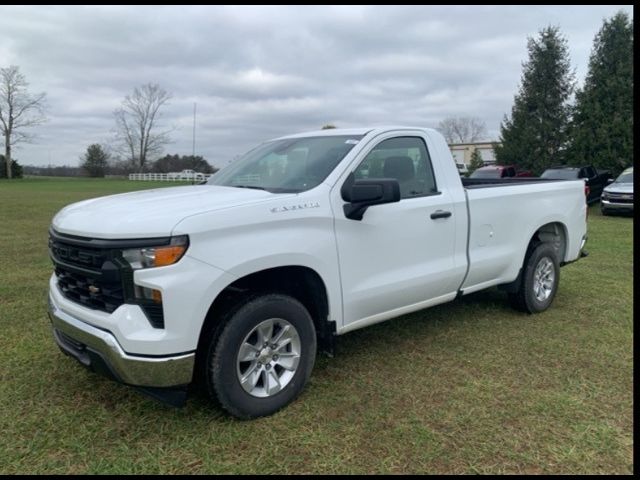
606, 178, 614, 184
341, 173, 400, 220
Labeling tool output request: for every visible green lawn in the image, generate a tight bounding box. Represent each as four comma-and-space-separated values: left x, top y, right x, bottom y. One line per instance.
0, 177, 633, 474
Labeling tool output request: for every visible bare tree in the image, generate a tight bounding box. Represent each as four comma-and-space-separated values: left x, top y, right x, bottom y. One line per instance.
113, 83, 172, 172
437, 116, 488, 144
0, 66, 47, 179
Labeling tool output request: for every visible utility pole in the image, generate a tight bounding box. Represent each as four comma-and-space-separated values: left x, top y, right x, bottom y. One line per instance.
191, 103, 197, 185
192, 102, 196, 157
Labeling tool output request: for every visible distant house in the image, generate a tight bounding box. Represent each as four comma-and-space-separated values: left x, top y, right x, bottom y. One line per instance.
448, 141, 500, 167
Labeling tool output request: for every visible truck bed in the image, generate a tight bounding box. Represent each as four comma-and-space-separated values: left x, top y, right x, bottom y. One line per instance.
459, 176, 586, 294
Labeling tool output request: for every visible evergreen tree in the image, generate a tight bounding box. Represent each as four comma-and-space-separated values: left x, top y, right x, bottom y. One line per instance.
468, 148, 484, 175
151, 154, 217, 174
569, 11, 633, 175
81, 144, 109, 177
0, 154, 23, 178
495, 26, 575, 175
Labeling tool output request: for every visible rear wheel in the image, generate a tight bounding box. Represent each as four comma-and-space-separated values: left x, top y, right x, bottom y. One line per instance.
203, 294, 317, 419
509, 243, 560, 314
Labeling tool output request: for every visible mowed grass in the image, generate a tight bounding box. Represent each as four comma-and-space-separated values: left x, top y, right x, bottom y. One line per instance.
0, 177, 633, 474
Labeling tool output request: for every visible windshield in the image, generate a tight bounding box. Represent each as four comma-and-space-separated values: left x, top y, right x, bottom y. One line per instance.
540, 169, 578, 180
207, 135, 364, 193
470, 169, 501, 179
614, 171, 633, 183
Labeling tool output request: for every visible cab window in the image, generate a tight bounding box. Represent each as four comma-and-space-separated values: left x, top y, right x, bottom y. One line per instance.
353, 137, 437, 199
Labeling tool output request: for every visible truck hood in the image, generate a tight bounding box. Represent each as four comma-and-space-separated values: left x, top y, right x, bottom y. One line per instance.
52, 185, 281, 239
604, 183, 633, 194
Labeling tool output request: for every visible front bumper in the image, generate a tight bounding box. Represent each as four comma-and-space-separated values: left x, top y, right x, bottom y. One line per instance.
601, 199, 633, 211
48, 294, 195, 390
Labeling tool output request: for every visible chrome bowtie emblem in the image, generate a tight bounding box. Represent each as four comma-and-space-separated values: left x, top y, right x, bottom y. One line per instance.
88, 285, 100, 294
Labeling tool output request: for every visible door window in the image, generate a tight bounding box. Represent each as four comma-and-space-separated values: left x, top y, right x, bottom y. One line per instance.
354, 137, 437, 199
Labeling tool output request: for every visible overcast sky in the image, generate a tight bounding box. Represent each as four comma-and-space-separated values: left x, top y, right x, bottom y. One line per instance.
0, 5, 633, 168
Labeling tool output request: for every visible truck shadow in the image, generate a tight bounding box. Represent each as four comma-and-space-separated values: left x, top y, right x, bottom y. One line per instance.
319, 287, 516, 369
183, 288, 521, 417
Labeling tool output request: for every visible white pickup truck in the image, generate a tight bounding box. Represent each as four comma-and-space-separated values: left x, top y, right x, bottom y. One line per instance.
48, 127, 588, 418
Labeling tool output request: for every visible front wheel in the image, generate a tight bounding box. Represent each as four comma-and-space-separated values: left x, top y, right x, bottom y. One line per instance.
204, 294, 317, 419
509, 243, 560, 314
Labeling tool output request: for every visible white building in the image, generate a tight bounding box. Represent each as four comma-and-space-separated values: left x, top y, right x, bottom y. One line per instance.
449, 142, 500, 167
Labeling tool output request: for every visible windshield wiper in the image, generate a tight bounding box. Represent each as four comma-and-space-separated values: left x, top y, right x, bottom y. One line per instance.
231, 185, 303, 193
232, 185, 268, 191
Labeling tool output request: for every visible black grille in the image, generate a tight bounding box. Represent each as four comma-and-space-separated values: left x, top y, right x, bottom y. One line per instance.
54, 267, 124, 313
50, 235, 125, 314
49, 229, 167, 328
49, 240, 107, 269
605, 192, 633, 204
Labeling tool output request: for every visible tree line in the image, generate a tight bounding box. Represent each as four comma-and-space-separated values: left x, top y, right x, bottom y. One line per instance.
19, 152, 218, 178
81, 147, 218, 177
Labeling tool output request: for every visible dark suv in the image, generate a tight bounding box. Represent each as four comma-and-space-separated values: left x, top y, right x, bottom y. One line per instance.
540, 166, 612, 204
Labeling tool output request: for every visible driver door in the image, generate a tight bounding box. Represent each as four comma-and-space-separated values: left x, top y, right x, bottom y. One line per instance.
332, 134, 460, 329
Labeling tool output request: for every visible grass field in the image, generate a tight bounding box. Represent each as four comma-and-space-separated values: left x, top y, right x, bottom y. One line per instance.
0, 177, 633, 474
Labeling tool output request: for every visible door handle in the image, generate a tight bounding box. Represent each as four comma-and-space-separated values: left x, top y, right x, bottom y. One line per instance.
430, 210, 452, 220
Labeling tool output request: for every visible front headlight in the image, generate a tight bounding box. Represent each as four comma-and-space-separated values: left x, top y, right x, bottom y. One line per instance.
122, 235, 189, 269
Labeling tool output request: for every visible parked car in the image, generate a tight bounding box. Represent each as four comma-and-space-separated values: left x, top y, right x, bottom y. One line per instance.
168, 169, 204, 180
601, 167, 633, 215
456, 163, 468, 176
469, 165, 533, 179
540, 165, 612, 204
48, 127, 588, 418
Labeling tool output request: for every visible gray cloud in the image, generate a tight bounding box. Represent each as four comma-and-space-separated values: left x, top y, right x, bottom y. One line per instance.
0, 5, 633, 167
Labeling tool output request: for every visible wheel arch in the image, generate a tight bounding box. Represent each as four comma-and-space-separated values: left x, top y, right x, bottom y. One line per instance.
531, 221, 568, 264
196, 265, 335, 372
500, 221, 568, 293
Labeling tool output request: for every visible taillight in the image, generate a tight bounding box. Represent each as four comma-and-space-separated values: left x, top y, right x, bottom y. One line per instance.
584, 183, 589, 220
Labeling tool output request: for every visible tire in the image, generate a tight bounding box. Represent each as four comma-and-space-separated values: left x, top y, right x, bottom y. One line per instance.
508, 243, 560, 314
600, 205, 609, 216
203, 294, 317, 419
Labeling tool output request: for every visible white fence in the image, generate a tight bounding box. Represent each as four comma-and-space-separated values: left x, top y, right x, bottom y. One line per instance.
128, 173, 213, 182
